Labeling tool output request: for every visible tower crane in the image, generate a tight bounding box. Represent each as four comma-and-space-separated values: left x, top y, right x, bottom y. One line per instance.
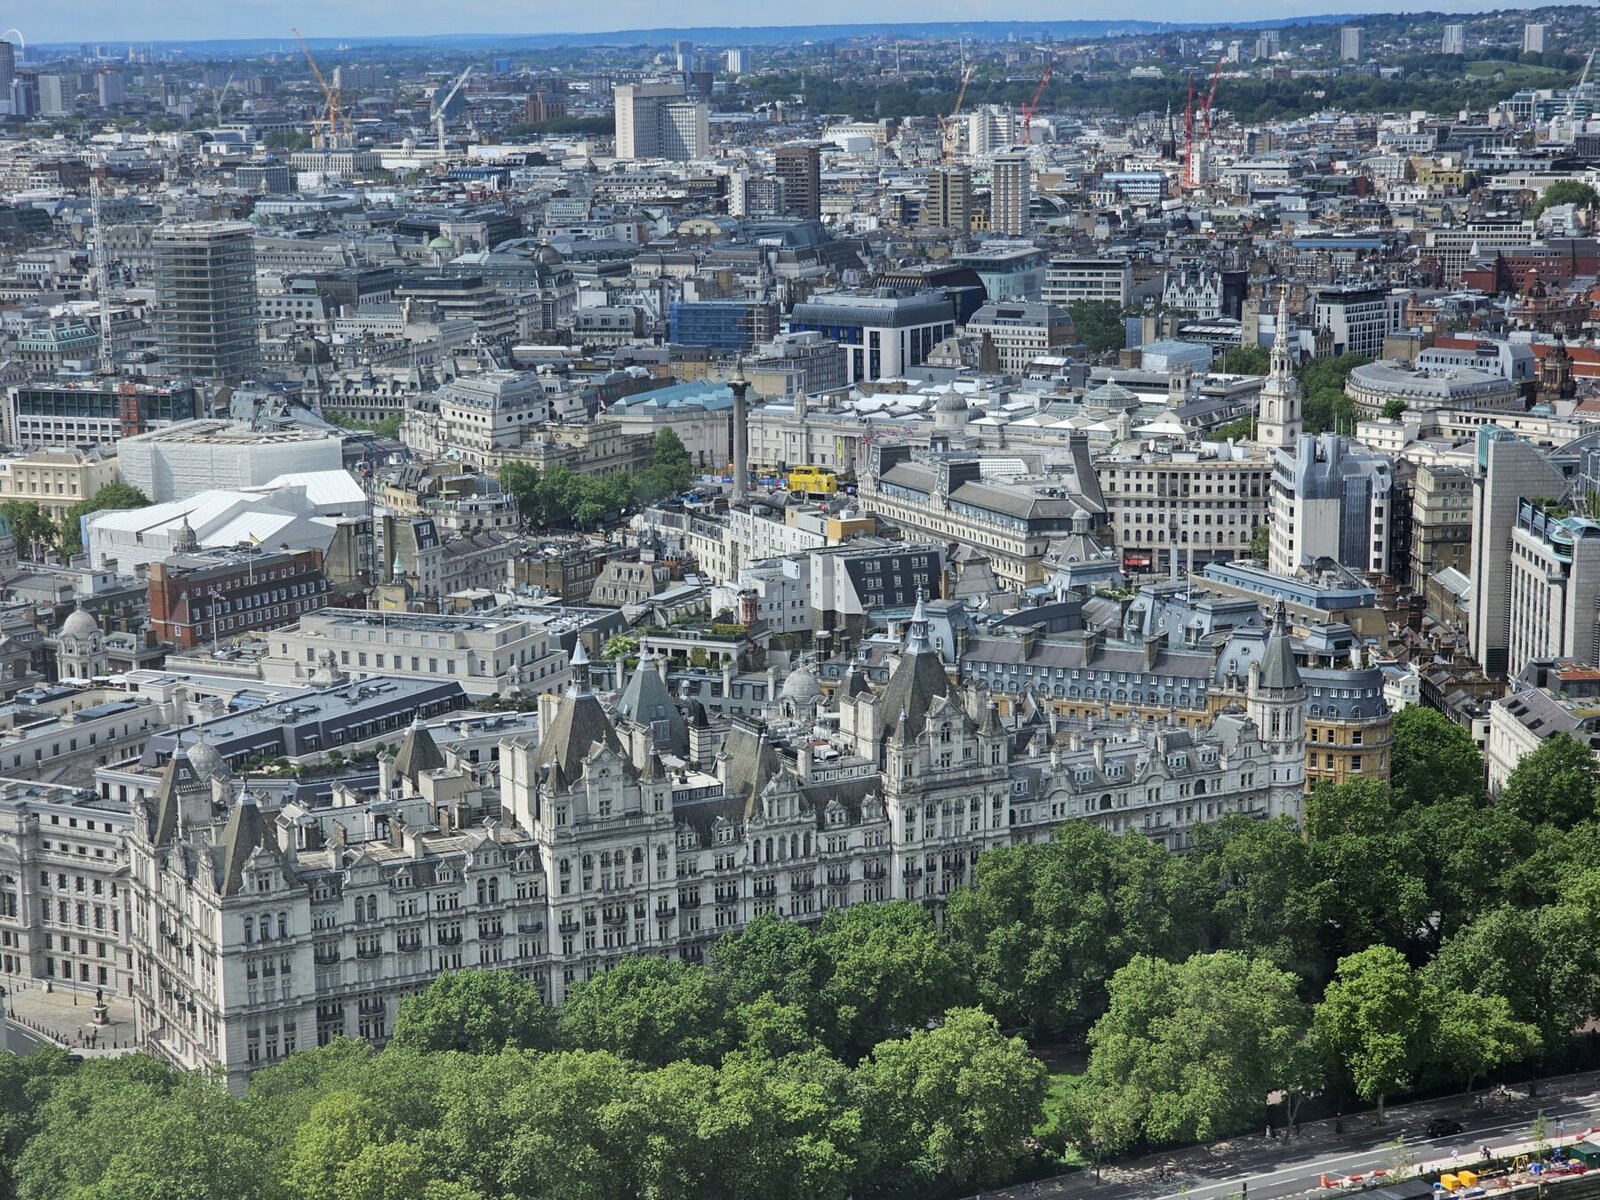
937, 66, 975, 164
1558, 48, 1597, 140
1021, 63, 1053, 145
1202, 52, 1225, 137
430, 65, 474, 155
213, 73, 235, 127
292, 28, 345, 149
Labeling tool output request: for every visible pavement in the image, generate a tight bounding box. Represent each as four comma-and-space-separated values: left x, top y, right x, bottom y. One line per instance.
980, 1072, 1600, 1200
1, 976, 136, 1056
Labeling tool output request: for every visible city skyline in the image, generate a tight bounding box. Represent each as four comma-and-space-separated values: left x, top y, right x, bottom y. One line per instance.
19, 2, 1528, 47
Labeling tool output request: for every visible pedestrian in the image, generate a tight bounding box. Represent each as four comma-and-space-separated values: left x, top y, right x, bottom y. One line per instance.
1267, 1123, 1275, 1140
1294, 1120, 1302, 1138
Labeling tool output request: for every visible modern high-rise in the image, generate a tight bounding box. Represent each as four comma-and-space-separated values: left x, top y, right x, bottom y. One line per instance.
724, 48, 746, 75
96, 70, 124, 108
1340, 27, 1364, 61
922, 166, 972, 231
613, 82, 708, 161
152, 222, 261, 384
0, 41, 14, 93
38, 75, 70, 117
1255, 30, 1281, 60
1442, 24, 1465, 55
674, 40, 695, 74
773, 143, 822, 221
1524, 23, 1547, 54
990, 149, 1031, 236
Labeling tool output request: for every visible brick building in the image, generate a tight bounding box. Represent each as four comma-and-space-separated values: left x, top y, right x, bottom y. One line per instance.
148, 548, 332, 650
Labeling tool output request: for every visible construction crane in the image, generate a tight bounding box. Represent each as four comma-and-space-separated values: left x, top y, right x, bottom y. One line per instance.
212, 73, 235, 126
89, 169, 114, 377
937, 66, 975, 164
1557, 48, 1597, 140
292, 28, 344, 149
1021, 64, 1053, 145
1202, 52, 1225, 137
430, 65, 474, 155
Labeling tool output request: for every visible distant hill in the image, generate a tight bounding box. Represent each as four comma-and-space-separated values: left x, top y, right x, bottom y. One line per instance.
33, 13, 1366, 57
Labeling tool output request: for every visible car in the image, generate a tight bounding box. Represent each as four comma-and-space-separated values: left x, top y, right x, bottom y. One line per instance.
1426, 1118, 1465, 1139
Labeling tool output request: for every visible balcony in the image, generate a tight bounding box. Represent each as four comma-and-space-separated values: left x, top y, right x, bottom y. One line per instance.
557, 919, 580, 935
791, 880, 816, 893
312, 952, 340, 966
355, 945, 382, 960
479, 928, 504, 940
516, 920, 544, 934
752, 882, 777, 899
395, 940, 423, 954
436, 933, 462, 946
863, 864, 887, 880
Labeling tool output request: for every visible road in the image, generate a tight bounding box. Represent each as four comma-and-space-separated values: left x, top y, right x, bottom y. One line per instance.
989, 1075, 1600, 1200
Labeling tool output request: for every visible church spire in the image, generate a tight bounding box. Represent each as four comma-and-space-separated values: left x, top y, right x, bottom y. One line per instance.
1256, 284, 1302, 452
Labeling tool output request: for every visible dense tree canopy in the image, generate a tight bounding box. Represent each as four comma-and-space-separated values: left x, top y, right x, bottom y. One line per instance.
390, 970, 551, 1055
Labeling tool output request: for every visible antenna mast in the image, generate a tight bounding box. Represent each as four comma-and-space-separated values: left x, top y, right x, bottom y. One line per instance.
90, 169, 114, 376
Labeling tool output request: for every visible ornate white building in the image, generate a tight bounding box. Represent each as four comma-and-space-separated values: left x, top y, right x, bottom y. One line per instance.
126, 598, 1306, 1090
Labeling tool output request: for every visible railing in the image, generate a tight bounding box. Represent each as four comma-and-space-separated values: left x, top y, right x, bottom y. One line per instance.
435, 933, 462, 946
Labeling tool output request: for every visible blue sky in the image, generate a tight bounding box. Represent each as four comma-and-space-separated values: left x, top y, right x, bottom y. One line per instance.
25, 0, 1519, 45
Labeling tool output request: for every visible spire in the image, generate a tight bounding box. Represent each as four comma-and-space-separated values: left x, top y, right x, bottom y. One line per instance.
905, 589, 932, 654
1256, 597, 1303, 691
1271, 283, 1293, 375
569, 640, 591, 696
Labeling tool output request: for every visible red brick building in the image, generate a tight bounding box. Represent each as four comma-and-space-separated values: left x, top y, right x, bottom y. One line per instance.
148, 548, 332, 650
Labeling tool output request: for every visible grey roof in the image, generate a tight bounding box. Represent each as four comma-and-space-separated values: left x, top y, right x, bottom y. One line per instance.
723, 722, 784, 819
1257, 600, 1304, 691
150, 745, 203, 847
615, 657, 689, 755
534, 685, 626, 784
392, 717, 447, 782
215, 790, 272, 897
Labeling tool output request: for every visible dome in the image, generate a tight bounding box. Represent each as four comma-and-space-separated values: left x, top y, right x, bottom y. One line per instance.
294, 335, 332, 366
187, 734, 230, 784
536, 244, 564, 265
428, 235, 455, 251
935, 391, 970, 413
59, 604, 99, 641
780, 663, 824, 706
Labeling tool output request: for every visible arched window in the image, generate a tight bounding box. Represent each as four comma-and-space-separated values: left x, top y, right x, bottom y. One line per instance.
632, 847, 644, 864
1195, 779, 1207, 796
258, 915, 272, 941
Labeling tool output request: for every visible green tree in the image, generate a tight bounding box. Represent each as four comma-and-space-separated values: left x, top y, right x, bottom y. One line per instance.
1389, 705, 1485, 807
855, 1007, 1046, 1193
1533, 179, 1599, 217
1221, 344, 1270, 374
556, 955, 730, 1066
1057, 1080, 1142, 1180
1313, 945, 1430, 1121
1426, 987, 1540, 1094
17, 1061, 273, 1200
711, 912, 829, 1028
1066, 301, 1127, 354
1298, 353, 1369, 434
1381, 400, 1409, 420
602, 634, 639, 661
1428, 902, 1600, 1051
1305, 781, 1432, 960
819, 900, 967, 1058
716, 1049, 862, 1200
946, 823, 1206, 1040
1, 501, 58, 561
1249, 524, 1270, 560
499, 462, 542, 525
1497, 732, 1599, 830
1188, 815, 1326, 983
390, 969, 552, 1055
1083, 951, 1313, 1144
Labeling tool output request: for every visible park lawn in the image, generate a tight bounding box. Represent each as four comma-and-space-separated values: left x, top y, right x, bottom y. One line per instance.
1464, 58, 1570, 84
